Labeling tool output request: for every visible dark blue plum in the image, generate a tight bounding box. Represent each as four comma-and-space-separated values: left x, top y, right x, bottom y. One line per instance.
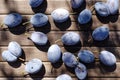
62, 52, 78, 68
51, 8, 69, 23
29, 0, 43, 8
71, 0, 84, 9
61, 32, 81, 46
47, 44, 62, 63
95, 2, 110, 17
4, 13, 22, 28
78, 9, 92, 24
99, 50, 116, 66
78, 50, 95, 63
56, 74, 72, 80
30, 32, 48, 45
92, 26, 109, 41
30, 13, 48, 27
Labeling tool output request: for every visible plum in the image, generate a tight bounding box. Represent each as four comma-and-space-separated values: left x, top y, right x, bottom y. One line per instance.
47, 44, 62, 63
107, 0, 119, 15
29, 0, 43, 8
30, 32, 48, 45
8, 41, 22, 57
62, 52, 78, 68
99, 50, 116, 66
25, 58, 43, 74
71, 0, 84, 9
95, 2, 110, 17
51, 8, 69, 23
4, 13, 22, 28
2, 50, 17, 62
75, 62, 87, 80
92, 25, 109, 41
78, 50, 95, 63
78, 9, 92, 24
56, 74, 72, 80
61, 32, 80, 46
30, 13, 48, 27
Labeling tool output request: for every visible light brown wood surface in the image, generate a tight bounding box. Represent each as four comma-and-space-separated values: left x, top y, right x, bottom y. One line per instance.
0, 0, 120, 80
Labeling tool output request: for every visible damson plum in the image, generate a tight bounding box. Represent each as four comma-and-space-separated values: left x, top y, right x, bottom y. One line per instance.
30, 32, 48, 45
30, 13, 48, 27
75, 62, 87, 80
61, 32, 80, 46
78, 50, 95, 63
92, 26, 109, 41
99, 50, 116, 66
8, 41, 22, 57
4, 13, 22, 28
95, 2, 110, 17
107, 0, 119, 15
2, 50, 17, 62
78, 9, 92, 24
56, 74, 72, 80
29, 0, 43, 8
51, 8, 69, 23
25, 58, 43, 74
71, 0, 84, 9
47, 44, 62, 63
62, 52, 78, 68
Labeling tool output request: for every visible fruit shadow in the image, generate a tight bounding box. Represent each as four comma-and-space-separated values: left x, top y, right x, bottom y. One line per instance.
8, 49, 26, 68
33, 21, 51, 34
31, 0, 47, 13
79, 19, 93, 47
99, 61, 116, 72
28, 64, 46, 79
5, 20, 27, 35
63, 41, 82, 53
54, 17, 71, 31
51, 53, 63, 70
96, 11, 119, 24
72, 0, 86, 13
28, 38, 51, 52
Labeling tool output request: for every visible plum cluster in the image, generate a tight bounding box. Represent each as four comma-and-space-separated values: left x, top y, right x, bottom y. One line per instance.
1, 0, 119, 80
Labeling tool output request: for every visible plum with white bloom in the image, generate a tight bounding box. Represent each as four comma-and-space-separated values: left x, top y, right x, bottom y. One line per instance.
56, 74, 72, 80
29, 0, 43, 8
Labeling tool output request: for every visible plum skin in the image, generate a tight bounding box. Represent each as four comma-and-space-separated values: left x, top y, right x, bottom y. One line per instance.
29, 0, 43, 8
47, 44, 62, 63
4, 13, 22, 28
56, 74, 72, 80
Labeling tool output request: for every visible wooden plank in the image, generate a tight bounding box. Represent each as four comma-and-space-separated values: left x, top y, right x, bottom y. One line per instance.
0, 31, 120, 47
0, 15, 120, 31
0, 47, 120, 62
0, 62, 119, 77
0, 0, 115, 14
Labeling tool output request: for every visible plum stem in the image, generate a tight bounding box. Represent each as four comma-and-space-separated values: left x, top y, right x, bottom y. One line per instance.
90, 5, 95, 13
0, 23, 4, 28
77, 65, 84, 72
55, 39, 62, 44
19, 58, 25, 62
22, 21, 30, 25
21, 72, 28, 77
95, 58, 100, 61
24, 32, 31, 38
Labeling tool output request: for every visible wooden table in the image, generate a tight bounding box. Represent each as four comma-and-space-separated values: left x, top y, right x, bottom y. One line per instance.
0, 0, 120, 80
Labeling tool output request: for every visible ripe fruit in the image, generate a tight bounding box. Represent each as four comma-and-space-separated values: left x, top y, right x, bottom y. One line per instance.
56, 74, 72, 80
2, 50, 17, 62
78, 9, 92, 24
30, 32, 48, 45
29, 0, 44, 8
25, 58, 43, 74
92, 26, 109, 41
51, 8, 69, 23
8, 41, 22, 57
95, 2, 110, 17
30, 13, 48, 27
75, 62, 87, 80
71, 0, 84, 9
61, 32, 80, 46
99, 50, 116, 66
107, 0, 119, 15
78, 50, 95, 63
47, 44, 62, 63
62, 52, 78, 68
4, 13, 22, 28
